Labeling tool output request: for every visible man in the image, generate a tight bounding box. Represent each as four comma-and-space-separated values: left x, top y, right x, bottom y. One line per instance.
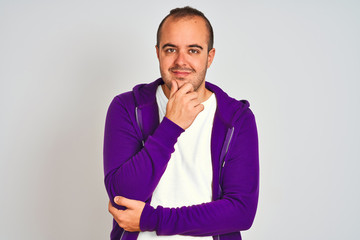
104, 6, 259, 240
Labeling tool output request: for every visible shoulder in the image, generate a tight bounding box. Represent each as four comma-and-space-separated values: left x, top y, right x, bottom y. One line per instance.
105, 91, 136, 119
105, 91, 135, 125
206, 81, 255, 127
107, 78, 162, 114
112, 91, 135, 107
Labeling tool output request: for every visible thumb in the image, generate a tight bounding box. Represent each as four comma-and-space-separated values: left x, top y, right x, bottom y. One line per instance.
169, 80, 178, 98
114, 196, 136, 209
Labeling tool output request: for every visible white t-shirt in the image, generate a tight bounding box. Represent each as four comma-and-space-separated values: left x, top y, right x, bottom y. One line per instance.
137, 85, 216, 240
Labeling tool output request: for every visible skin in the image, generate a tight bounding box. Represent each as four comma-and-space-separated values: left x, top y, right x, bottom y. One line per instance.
157, 16, 215, 129
109, 15, 216, 231
109, 197, 145, 232
156, 16, 215, 102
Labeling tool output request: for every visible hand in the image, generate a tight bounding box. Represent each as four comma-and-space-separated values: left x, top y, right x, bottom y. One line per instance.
108, 196, 146, 232
165, 81, 204, 130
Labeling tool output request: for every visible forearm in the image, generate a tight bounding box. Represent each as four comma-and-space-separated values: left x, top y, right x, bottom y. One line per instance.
105, 118, 183, 202
104, 96, 184, 205
140, 194, 258, 236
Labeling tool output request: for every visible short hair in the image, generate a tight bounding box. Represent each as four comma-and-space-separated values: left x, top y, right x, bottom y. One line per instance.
156, 6, 214, 52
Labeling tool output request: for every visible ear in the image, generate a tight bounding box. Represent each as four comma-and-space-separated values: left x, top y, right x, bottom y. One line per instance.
207, 48, 216, 69
156, 45, 160, 59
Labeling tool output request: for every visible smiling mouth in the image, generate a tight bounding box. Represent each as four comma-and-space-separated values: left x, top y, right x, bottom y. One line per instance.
170, 67, 194, 77
172, 71, 191, 77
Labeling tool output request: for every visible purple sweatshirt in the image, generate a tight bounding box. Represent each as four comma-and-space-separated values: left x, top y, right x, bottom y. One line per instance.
103, 78, 259, 240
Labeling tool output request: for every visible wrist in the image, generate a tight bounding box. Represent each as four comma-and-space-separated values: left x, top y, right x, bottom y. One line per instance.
140, 204, 159, 231
164, 115, 184, 130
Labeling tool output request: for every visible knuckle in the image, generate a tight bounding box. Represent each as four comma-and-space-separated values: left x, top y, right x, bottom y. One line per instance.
118, 214, 124, 222
118, 216, 124, 222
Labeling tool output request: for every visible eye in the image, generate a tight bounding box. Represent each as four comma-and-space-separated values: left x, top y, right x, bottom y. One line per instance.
189, 49, 199, 54
165, 48, 176, 53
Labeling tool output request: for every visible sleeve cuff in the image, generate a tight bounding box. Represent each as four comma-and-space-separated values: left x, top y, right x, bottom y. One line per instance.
148, 117, 184, 151
140, 203, 158, 231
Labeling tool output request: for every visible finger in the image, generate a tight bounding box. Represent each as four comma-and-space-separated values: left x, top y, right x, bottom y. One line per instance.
169, 80, 178, 98
108, 200, 124, 215
177, 82, 194, 95
183, 91, 199, 101
191, 98, 203, 107
186, 99, 203, 112
194, 103, 205, 113
108, 201, 113, 212
109, 202, 116, 215
114, 196, 139, 209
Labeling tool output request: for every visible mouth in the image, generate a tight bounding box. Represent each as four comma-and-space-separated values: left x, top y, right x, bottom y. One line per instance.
172, 70, 191, 78
170, 67, 194, 78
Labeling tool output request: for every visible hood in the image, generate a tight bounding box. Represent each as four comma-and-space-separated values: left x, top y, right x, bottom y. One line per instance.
205, 81, 250, 128
132, 78, 162, 108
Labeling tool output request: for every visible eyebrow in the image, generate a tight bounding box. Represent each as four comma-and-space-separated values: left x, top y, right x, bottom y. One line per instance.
162, 43, 176, 49
189, 44, 203, 50
162, 43, 203, 50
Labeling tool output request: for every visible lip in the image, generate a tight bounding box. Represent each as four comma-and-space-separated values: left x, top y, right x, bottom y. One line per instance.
172, 71, 191, 77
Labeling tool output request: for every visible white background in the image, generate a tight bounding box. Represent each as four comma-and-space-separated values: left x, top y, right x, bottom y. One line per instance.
1, 0, 359, 239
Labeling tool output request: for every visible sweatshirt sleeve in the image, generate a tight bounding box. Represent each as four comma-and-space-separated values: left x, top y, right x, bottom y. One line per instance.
103, 95, 184, 207
139, 111, 259, 236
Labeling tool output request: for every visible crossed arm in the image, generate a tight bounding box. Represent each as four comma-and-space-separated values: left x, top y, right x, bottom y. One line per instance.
108, 140, 259, 235
104, 82, 259, 235
105, 116, 258, 235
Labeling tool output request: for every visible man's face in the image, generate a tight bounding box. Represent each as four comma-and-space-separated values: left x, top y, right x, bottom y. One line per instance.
156, 16, 215, 96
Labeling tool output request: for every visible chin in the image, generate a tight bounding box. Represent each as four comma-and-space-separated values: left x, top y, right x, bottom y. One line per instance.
175, 79, 187, 87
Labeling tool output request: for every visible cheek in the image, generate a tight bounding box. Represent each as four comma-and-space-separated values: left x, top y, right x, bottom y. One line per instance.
194, 57, 208, 70
159, 58, 173, 69
160, 53, 176, 62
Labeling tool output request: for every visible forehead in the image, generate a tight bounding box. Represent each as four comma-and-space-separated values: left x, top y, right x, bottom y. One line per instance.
159, 16, 208, 46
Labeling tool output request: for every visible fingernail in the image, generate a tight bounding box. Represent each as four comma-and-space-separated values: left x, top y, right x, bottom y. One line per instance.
114, 197, 119, 202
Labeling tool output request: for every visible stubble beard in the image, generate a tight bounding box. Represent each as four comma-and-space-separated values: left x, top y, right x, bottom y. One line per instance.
161, 64, 208, 93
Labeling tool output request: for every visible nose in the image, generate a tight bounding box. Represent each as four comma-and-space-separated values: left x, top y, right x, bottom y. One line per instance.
174, 50, 187, 66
